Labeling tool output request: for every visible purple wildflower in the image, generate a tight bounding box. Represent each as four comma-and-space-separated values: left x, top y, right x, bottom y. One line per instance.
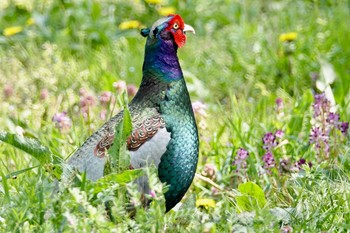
3, 84, 14, 98
326, 112, 340, 126
281, 225, 293, 233
40, 89, 49, 101
275, 129, 284, 139
149, 190, 156, 199
100, 109, 107, 120
279, 158, 290, 173
309, 72, 319, 82
79, 89, 96, 118
202, 164, 216, 180
339, 122, 349, 136
310, 127, 330, 158
99, 91, 113, 106
192, 101, 208, 130
52, 112, 72, 132
113, 81, 127, 94
262, 132, 277, 150
275, 98, 283, 111
310, 126, 329, 143
233, 148, 249, 173
127, 84, 138, 97
309, 127, 323, 144
211, 187, 219, 196
192, 101, 207, 118
292, 158, 312, 171
79, 88, 88, 97
80, 95, 96, 108
296, 158, 312, 168
236, 148, 249, 160
262, 151, 275, 170
312, 93, 330, 118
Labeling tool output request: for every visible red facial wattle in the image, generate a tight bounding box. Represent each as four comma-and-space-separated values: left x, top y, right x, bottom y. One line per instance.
166, 14, 187, 48
173, 29, 186, 48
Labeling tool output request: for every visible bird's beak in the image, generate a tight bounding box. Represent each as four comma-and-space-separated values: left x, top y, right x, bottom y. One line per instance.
183, 24, 195, 34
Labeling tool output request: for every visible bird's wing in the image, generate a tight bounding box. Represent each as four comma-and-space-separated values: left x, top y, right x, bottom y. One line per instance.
128, 115, 170, 169
67, 112, 123, 181
67, 110, 170, 181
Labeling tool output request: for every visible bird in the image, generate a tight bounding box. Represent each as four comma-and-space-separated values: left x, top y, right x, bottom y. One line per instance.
67, 14, 199, 212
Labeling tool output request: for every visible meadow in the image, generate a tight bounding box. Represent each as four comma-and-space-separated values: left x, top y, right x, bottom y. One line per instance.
1, 0, 350, 232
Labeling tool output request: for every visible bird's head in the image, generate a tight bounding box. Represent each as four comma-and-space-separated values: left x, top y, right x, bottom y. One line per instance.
141, 14, 195, 48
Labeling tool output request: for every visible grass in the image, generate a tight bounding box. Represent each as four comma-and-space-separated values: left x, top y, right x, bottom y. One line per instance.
1, 0, 350, 232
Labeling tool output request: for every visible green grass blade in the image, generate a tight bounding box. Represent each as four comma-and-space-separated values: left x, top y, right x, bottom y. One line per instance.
0, 165, 39, 182
0, 171, 10, 202
107, 92, 132, 174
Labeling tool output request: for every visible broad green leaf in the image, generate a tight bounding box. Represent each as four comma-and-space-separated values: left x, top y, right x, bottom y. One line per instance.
236, 182, 267, 213
107, 92, 132, 174
94, 169, 144, 193
0, 131, 53, 164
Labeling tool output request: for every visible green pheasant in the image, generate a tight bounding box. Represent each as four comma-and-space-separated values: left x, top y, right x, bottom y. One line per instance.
67, 14, 198, 212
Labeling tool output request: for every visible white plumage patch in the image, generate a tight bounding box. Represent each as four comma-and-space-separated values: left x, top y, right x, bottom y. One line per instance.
150, 16, 172, 38
66, 127, 170, 192
130, 127, 171, 169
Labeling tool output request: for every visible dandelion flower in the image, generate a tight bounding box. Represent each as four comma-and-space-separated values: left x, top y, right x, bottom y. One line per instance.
196, 198, 216, 208
145, 0, 162, 4
4, 26, 23, 37
158, 7, 176, 16
119, 20, 141, 30
279, 32, 297, 42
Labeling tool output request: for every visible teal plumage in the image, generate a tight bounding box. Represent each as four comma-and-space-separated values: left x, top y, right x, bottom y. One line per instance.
67, 14, 198, 212
158, 79, 198, 211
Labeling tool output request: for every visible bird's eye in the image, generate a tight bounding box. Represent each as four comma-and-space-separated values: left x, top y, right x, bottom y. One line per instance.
173, 23, 179, 30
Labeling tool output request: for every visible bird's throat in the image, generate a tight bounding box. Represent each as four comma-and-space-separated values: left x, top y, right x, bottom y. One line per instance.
142, 40, 183, 82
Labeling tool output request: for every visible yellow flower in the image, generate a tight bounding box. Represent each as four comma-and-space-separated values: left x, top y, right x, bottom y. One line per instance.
196, 198, 216, 209
145, 0, 162, 4
119, 20, 141, 30
26, 18, 35, 26
3, 26, 23, 37
279, 32, 298, 42
157, 6, 176, 16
